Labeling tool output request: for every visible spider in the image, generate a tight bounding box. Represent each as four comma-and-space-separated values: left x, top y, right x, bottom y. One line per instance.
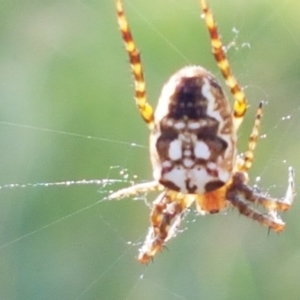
109, 0, 295, 264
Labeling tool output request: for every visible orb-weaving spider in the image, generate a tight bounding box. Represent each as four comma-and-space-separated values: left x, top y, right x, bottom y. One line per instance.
109, 0, 295, 264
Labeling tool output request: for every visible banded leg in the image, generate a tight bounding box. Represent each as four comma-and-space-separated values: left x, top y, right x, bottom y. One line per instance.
227, 169, 295, 232
228, 193, 285, 232
200, 0, 247, 130
116, 0, 154, 128
239, 102, 263, 172
138, 191, 194, 263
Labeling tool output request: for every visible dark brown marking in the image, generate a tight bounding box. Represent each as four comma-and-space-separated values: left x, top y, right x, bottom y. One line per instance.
205, 137, 228, 161
160, 179, 180, 192
156, 128, 179, 161
195, 117, 219, 136
168, 77, 208, 120
185, 179, 198, 193
205, 180, 224, 192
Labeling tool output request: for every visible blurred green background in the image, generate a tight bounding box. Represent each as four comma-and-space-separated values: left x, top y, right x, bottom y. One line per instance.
0, 0, 300, 299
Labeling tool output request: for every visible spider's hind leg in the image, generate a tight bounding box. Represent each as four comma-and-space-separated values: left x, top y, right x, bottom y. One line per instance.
200, 0, 247, 130
116, 0, 154, 128
238, 102, 263, 173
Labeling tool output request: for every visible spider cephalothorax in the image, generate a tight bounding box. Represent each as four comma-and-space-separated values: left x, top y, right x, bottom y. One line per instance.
110, 0, 295, 264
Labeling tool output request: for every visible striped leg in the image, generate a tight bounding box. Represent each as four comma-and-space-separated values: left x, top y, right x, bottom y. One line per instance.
239, 102, 263, 172
227, 169, 295, 232
116, 0, 154, 128
138, 191, 195, 264
200, 0, 247, 130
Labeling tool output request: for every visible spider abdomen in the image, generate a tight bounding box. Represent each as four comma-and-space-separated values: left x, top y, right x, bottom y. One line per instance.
150, 66, 236, 194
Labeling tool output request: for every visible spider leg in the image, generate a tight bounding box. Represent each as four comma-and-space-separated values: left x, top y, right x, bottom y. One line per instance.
116, 0, 154, 128
138, 191, 194, 264
227, 192, 285, 232
227, 168, 295, 232
238, 102, 263, 172
108, 180, 162, 200
231, 169, 295, 211
200, 0, 247, 130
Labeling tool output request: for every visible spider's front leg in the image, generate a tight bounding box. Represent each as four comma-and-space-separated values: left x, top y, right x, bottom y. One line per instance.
138, 191, 194, 263
227, 168, 295, 232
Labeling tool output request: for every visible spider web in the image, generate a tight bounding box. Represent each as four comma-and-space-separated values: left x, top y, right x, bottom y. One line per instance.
0, 0, 300, 299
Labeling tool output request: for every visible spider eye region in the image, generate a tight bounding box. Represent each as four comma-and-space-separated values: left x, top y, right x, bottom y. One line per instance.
150, 66, 236, 194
